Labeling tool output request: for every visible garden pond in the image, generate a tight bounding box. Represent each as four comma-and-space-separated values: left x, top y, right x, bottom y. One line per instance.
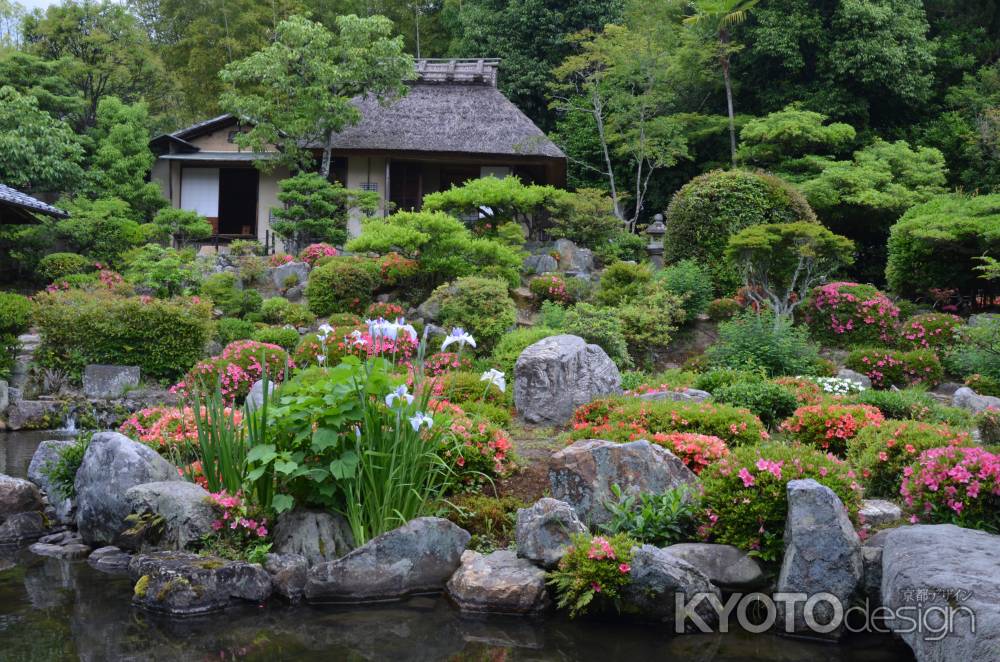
0, 430, 914, 662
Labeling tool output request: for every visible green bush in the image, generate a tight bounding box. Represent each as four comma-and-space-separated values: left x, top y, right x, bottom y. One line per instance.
437, 370, 511, 406
563, 303, 632, 369
692, 367, 761, 394
595, 261, 652, 306
657, 260, 713, 320
885, 193, 1000, 300
56, 197, 153, 266
593, 228, 647, 265
123, 244, 201, 298
713, 380, 798, 429
700, 442, 861, 562
897, 313, 963, 351
260, 297, 316, 327
426, 277, 516, 354
848, 421, 975, 499
153, 208, 212, 247
602, 484, 700, 546
846, 388, 973, 427
305, 256, 381, 316
33, 290, 212, 380
943, 316, 1000, 384
0, 291, 32, 380
539, 300, 568, 328
548, 532, 637, 618
41, 434, 90, 500
491, 326, 560, 376
616, 285, 686, 368
707, 297, 741, 322
457, 401, 513, 428
252, 325, 300, 352
665, 169, 817, 293
547, 187, 622, 250
569, 396, 767, 447
705, 312, 823, 377
200, 272, 262, 318
216, 317, 255, 346
845, 347, 943, 389
37, 252, 93, 282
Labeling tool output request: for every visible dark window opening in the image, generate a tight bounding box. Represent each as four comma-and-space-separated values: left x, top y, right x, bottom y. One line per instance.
218, 168, 259, 236
390, 161, 423, 211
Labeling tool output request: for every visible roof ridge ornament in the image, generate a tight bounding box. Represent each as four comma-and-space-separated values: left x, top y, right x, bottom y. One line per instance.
413, 58, 501, 86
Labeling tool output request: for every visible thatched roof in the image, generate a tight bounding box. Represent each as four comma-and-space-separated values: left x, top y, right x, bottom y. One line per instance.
323, 82, 564, 158
151, 60, 564, 161
0, 183, 68, 223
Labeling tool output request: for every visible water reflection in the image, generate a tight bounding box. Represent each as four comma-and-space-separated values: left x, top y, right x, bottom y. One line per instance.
0, 549, 913, 662
0, 430, 76, 479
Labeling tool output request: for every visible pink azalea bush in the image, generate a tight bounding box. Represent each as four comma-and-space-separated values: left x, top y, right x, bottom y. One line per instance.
172, 340, 291, 404
781, 403, 884, 456
803, 282, 899, 346
422, 352, 472, 377
901, 446, 1000, 532
847, 420, 974, 498
547, 532, 637, 617
845, 347, 943, 389
268, 253, 294, 267
299, 243, 338, 266
897, 312, 963, 351
202, 490, 271, 560
429, 399, 514, 485
700, 443, 863, 561
365, 301, 406, 320
647, 432, 728, 475
528, 273, 571, 304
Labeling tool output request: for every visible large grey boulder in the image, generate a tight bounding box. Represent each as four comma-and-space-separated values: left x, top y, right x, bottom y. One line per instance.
272, 508, 355, 566
0, 511, 45, 544
775, 479, 862, 638
953, 386, 1000, 414
549, 439, 697, 527
882, 524, 1000, 662
623, 545, 721, 628
264, 552, 308, 602
6, 399, 62, 430
27, 439, 76, 524
664, 543, 766, 592
555, 238, 594, 274
522, 254, 558, 275
859, 499, 903, 528
271, 260, 310, 290
637, 388, 711, 403
304, 517, 470, 603
446, 549, 550, 614
129, 551, 272, 616
122, 481, 216, 551
82, 364, 140, 399
88, 546, 133, 574
0, 473, 42, 518
514, 335, 621, 425
515, 497, 587, 569
75, 431, 181, 546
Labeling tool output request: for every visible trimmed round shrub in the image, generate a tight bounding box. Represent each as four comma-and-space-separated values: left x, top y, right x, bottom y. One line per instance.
713, 380, 798, 429
692, 367, 761, 394
37, 252, 93, 282
803, 282, 900, 347
299, 242, 338, 266
490, 326, 559, 376
201, 272, 262, 318
563, 303, 631, 369
595, 261, 652, 306
901, 446, 1000, 532
617, 285, 687, 367
569, 397, 768, 448
781, 403, 884, 456
700, 442, 862, 561
251, 325, 300, 352
426, 277, 516, 354
305, 256, 380, 316
848, 421, 974, 498
897, 313, 963, 351
432, 370, 510, 406
707, 297, 741, 322
528, 273, 571, 305
260, 297, 316, 327
175, 340, 290, 404
665, 169, 817, 293
845, 347, 943, 389
657, 259, 713, 320
0, 292, 32, 336
216, 317, 256, 346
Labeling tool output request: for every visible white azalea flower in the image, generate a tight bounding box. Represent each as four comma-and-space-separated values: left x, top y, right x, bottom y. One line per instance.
480, 368, 506, 392
385, 384, 414, 408
408, 411, 433, 431
441, 327, 476, 352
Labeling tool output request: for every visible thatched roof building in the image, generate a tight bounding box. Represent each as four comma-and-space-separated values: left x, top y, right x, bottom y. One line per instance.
149, 58, 566, 248
0, 183, 68, 224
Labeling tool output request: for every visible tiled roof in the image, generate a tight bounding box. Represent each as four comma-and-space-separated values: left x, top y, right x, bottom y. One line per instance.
0, 183, 68, 218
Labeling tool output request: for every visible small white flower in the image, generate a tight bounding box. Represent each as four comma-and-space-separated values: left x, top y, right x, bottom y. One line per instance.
441, 327, 476, 352
385, 384, 414, 408
408, 411, 433, 432
480, 368, 506, 393
349, 330, 366, 347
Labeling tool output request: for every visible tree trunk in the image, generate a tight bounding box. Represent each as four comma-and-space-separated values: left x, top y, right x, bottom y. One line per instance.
720, 31, 737, 167
320, 139, 332, 179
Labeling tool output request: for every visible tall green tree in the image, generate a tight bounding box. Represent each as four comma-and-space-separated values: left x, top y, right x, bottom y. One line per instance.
22, 0, 172, 128
219, 14, 413, 179
83, 96, 167, 221
0, 85, 84, 193
0, 50, 85, 121
683, 0, 760, 167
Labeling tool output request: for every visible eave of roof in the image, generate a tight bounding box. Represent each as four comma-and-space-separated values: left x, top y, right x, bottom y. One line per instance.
0, 183, 68, 219
159, 151, 276, 162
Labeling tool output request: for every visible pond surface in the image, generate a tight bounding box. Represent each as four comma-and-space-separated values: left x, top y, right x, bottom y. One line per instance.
0, 432, 915, 661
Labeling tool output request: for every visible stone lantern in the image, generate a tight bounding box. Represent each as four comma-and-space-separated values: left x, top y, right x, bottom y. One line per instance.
646, 213, 666, 269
